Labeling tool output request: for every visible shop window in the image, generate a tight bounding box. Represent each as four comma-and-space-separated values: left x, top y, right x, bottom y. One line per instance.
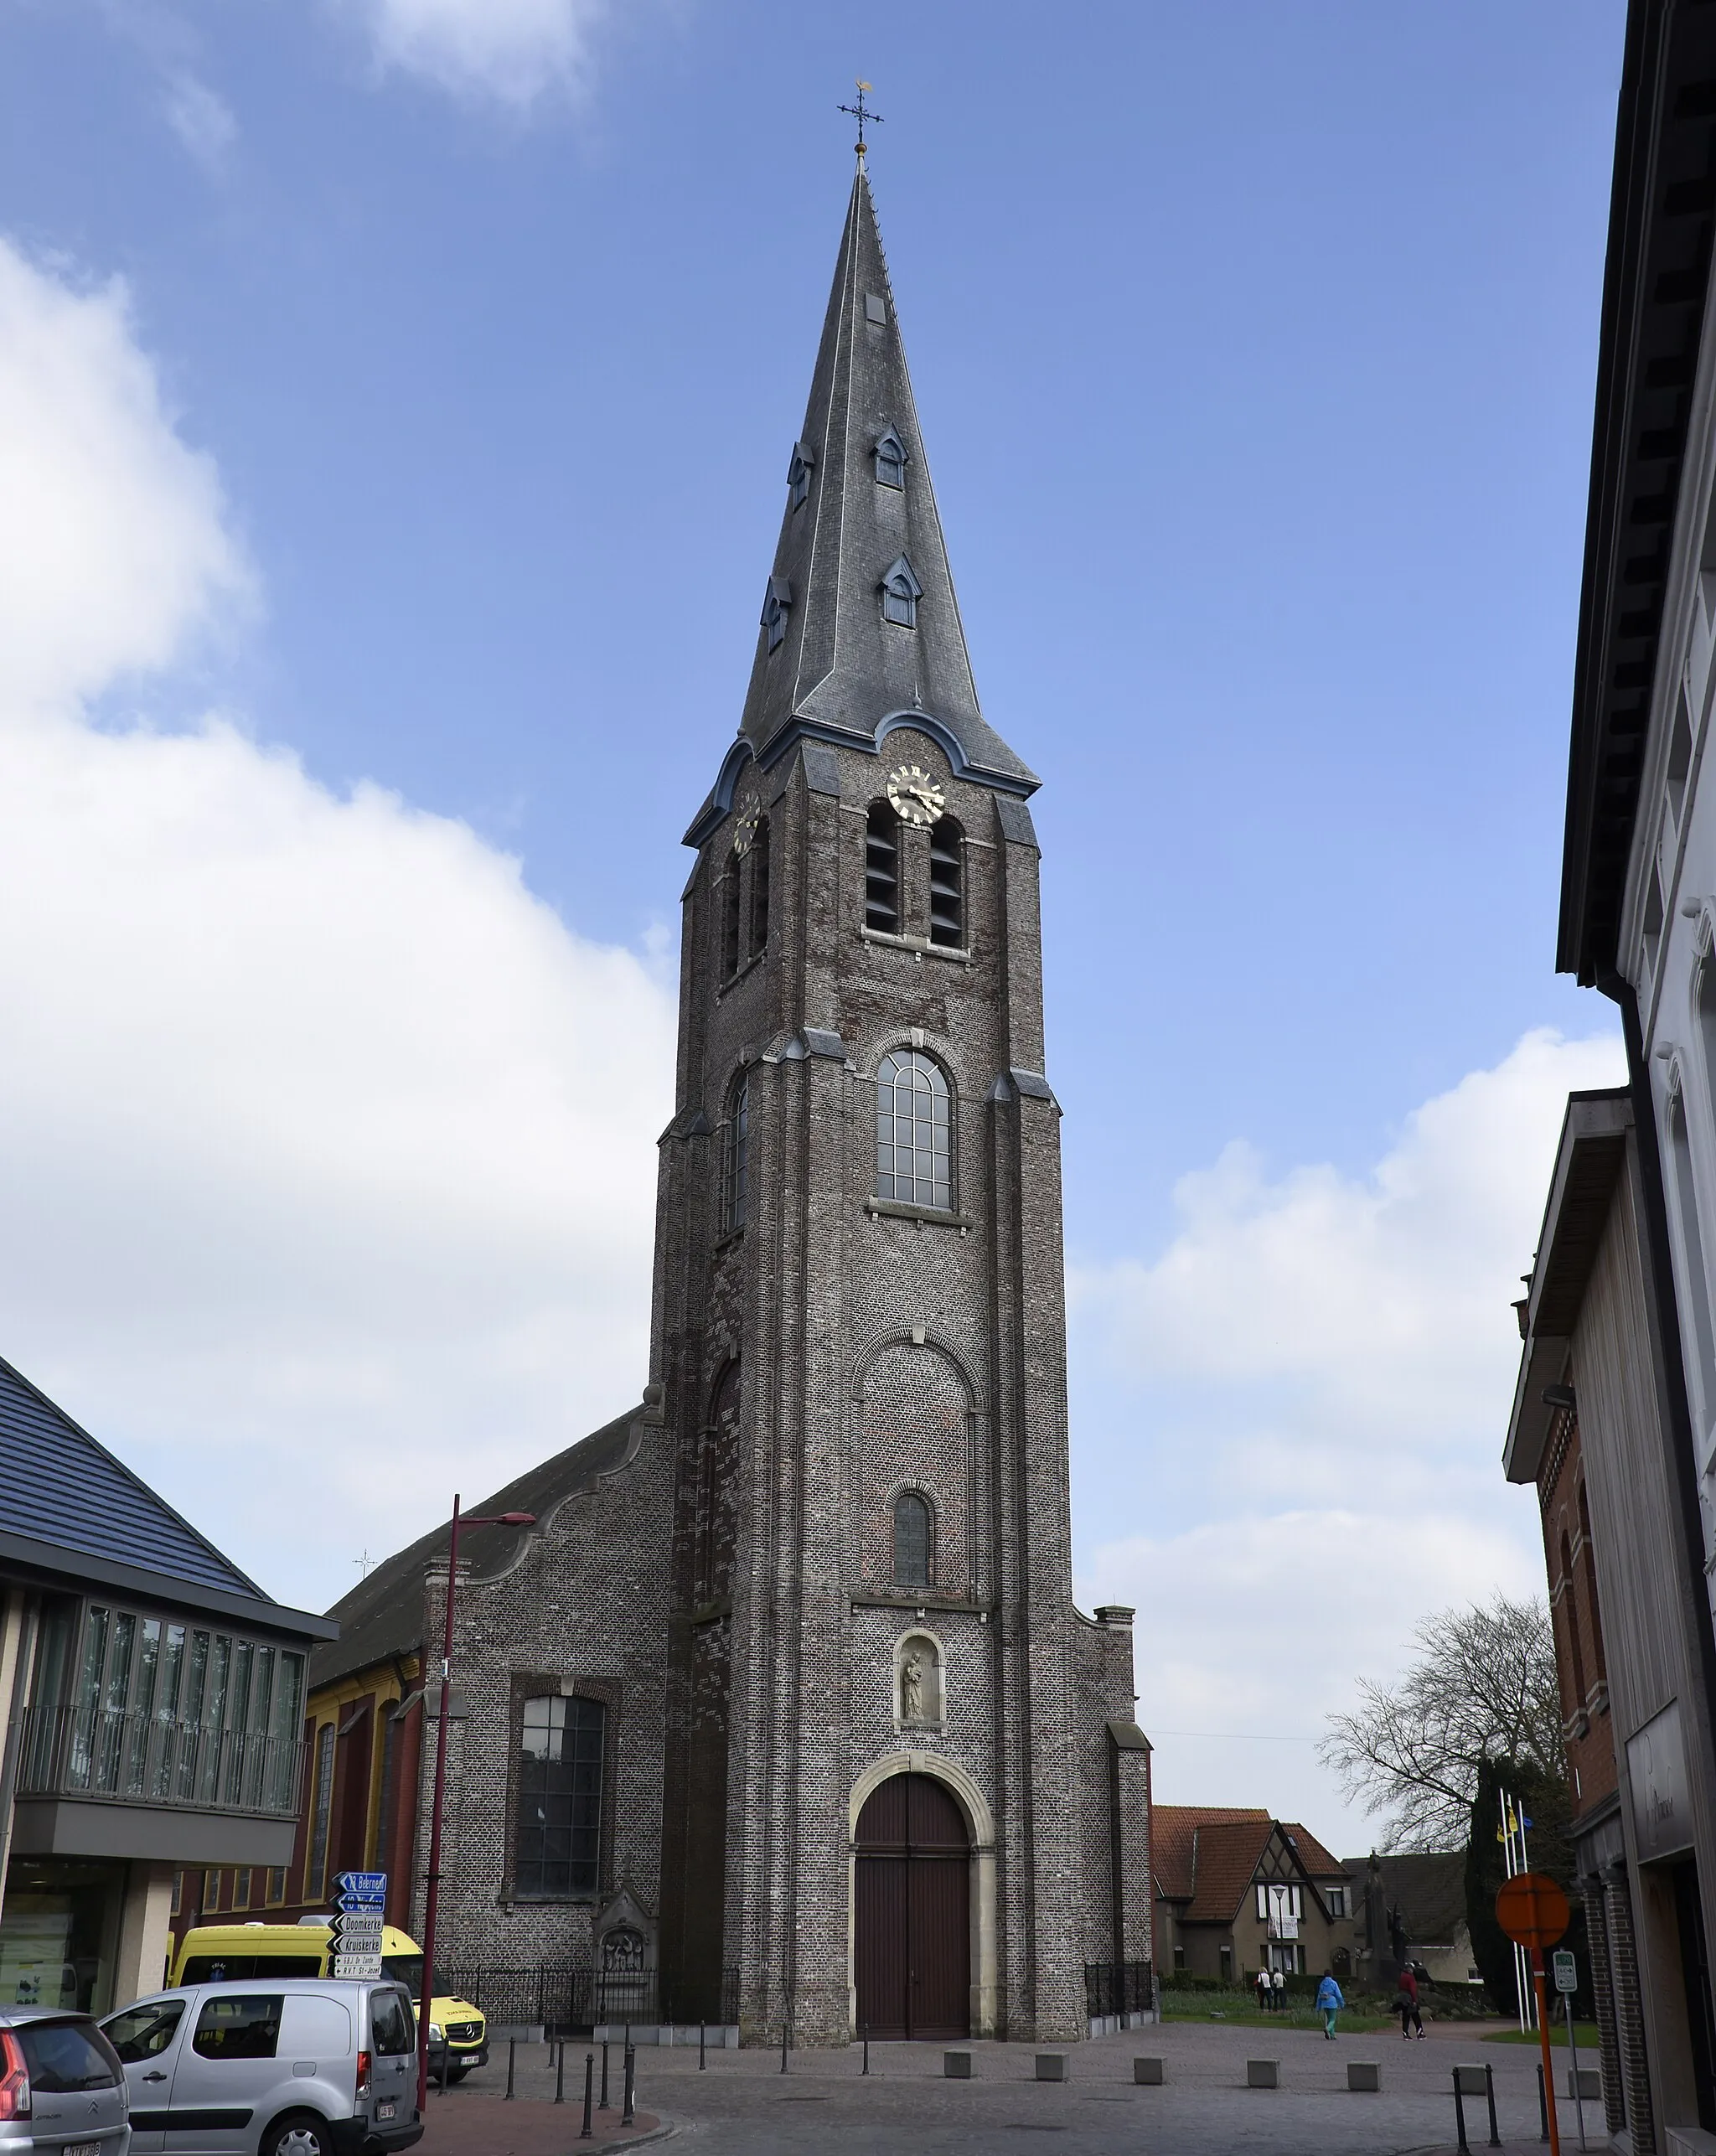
514, 1694, 607, 1899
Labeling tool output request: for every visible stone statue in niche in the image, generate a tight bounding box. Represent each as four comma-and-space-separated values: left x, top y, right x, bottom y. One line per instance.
901, 1649, 927, 1723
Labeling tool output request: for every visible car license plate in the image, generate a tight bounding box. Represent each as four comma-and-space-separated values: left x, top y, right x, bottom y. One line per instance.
378, 2099, 396, 2120
64, 2143, 100, 2156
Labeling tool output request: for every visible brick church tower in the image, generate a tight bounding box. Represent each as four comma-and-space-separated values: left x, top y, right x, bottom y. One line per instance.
651, 159, 1149, 2045
314, 153, 1148, 2056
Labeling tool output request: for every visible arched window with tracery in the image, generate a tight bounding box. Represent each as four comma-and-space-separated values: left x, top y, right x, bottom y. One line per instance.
749, 818, 771, 958
721, 1075, 748, 1235
929, 816, 964, 948
1560, 1529, 1588, 1714
893, 1491, 933, 1586
720, 848, 742, 979
866, 804, 900, 933
876, 1049, 952, 1211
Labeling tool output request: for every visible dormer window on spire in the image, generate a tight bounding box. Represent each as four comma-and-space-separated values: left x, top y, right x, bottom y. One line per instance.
761, 576, 793, 654
874, 428, 907, 490
787, 440, 815, 511
880, 555, 923, 630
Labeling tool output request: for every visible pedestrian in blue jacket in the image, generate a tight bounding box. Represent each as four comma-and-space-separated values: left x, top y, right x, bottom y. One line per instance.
1315, 1971, 1345, 2039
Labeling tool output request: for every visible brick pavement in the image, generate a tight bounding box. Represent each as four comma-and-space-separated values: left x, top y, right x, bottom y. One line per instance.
416, 2016, 1599, 2153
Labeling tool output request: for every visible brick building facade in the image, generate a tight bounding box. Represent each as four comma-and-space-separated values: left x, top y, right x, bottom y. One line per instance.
306, 158, 1150, 2048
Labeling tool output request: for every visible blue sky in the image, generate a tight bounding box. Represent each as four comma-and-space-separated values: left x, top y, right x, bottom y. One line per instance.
0, 0, 1628, 1839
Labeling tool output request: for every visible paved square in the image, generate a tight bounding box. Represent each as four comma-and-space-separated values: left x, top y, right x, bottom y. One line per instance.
420, 2015, 1599, 2153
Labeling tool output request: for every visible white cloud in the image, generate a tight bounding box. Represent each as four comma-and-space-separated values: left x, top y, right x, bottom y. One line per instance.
0, 234, 674, 1613
163, 73, 238, 172
0, 240, 250, 712
1070, 1026, 1627, 1842
336, 0, 611, 108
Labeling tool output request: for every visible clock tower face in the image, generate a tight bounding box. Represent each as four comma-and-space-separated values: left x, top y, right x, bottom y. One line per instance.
886, 763, 944, 827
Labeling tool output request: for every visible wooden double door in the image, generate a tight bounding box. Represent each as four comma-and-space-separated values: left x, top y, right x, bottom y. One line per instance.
854, 1772, 971, 2040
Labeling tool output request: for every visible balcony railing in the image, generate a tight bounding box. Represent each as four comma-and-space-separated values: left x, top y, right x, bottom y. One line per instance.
13, 1704, 304, 1817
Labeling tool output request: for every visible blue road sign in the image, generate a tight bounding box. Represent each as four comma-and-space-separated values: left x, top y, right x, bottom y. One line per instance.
335, 1872, 387, 1902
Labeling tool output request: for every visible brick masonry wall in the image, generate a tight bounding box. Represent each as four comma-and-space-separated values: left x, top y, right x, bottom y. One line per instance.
411, 1406, 675, 1972
407, 721, 1146, 2046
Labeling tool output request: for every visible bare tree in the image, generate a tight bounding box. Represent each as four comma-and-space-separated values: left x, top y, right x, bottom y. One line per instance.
1319, 1595, 1563, 1850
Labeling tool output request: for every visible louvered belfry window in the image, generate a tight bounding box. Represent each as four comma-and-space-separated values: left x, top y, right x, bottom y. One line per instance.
866, 804, 900, 933
749, 819, 770, 958
720, 849, 742, 978
928, 817, 964, 948
875, 1050, 951, 1210
721, 1075, 748, 1236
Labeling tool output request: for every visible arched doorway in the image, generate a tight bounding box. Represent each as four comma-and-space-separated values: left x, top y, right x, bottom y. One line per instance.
854, 1771, 970, 2039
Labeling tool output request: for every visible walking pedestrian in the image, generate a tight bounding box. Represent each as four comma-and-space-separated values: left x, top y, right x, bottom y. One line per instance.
1271, 1967, 1285, 2014
1315, 1969, 1344, 2040
1254, 1966, 1271, 2014
1396, 1963, 1424, 2040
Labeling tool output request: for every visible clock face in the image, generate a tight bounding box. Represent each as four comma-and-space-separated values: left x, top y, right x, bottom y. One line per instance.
731, 807, 761, 856
886, 764, 945, 827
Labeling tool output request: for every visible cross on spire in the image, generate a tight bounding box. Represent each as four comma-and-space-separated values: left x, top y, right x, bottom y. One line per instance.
838, 80, 883, 158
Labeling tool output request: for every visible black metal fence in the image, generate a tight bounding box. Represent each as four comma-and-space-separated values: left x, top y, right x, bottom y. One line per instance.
442, 1965, 741, 2035
1084, 1960, 1154, 2019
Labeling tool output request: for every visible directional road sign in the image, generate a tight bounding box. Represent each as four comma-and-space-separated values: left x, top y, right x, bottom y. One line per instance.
336, 1873, 387, 1903
333, 1954, 385, 1980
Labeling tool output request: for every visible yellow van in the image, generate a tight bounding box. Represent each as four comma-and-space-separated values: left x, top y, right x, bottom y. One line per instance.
169, 1920, 489, 2078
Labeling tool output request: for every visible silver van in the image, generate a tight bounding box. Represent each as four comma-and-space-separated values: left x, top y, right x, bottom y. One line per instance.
0, 2005, 130, 2155
101, 1980, 420, 2156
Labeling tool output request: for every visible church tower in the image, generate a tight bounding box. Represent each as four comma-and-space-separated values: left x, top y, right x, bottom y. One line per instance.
651, 158, 1149, 2046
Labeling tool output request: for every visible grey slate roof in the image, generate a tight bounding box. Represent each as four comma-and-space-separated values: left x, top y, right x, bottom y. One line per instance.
1, 1350, 263, 1597
732, 165, 1036, 798
309, 1405, 641, 1690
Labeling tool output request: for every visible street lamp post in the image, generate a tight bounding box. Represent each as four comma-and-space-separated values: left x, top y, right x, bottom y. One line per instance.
415, 1492, 536, 2112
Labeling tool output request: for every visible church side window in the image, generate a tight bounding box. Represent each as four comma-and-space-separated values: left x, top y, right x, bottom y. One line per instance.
880, 554, 923, 629
876, 1049, 952, 1211
721, 1075, 748, 1235
514, 1693, 606, 1899
866, 805, 900, 933
749, 819, 770, 958
787, 440, 814, 511
892, 1490, 933, 1586
928, 816, 964, 948
875, 427, 907, 489
720, 848, 742, 979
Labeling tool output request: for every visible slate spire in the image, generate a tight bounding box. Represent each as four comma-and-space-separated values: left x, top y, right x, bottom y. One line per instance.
736, 167, 1036, 792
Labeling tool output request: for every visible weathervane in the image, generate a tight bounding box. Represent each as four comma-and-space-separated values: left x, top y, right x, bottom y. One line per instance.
839, 80, 883, 159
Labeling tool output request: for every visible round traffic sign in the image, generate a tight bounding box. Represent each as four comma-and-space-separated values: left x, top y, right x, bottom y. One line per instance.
1495, 1872, 1570, 1952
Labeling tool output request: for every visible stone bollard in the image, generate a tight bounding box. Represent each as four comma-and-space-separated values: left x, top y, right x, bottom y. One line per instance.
944, 2051, 972, 2079
1034, 2054, 1068, 2082
1133, 2056, 1165, 2084
1566, 2065, 1601, 2100
1247, 2058, 1279, 2089
1347, 2061, 1381, 2092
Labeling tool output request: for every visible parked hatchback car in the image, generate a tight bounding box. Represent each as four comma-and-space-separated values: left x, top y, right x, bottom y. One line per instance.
101, 1979, 420, 2156
0, 2004, 130, 2156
